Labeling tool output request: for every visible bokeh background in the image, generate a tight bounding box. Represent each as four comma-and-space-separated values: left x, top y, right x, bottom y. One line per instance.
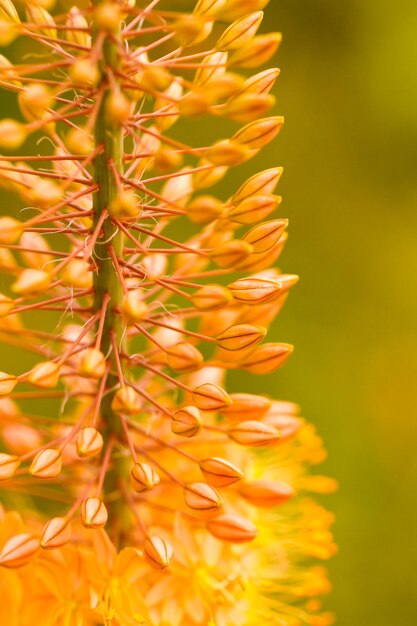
1, 1, 417, 624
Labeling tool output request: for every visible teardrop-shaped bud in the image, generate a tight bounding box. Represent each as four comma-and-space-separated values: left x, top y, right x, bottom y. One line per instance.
78, 348, 106, 379
0, 533, 39, 568
205, 139, 251, 166
111, 386, 142, 415
200, 457, 243, 487
238, 480, 295, 507
218, 0, 268, 22
0, 452, 19, 480
0, 371, 17, 396
241, 342, 294, 374
191, 284, 232, 311
229, 33, 282, 69
11, 269, 51, 295
232, 168, 283, 204
81, 497, 108, 529
166, 342, 203, 373
233, 116, 284, 150
172, 406, 203, 437
222, 393, 272, 421
228, 421, 280, 447
242, 219, 288, 254
210, 240, 253, 268
184, 482, 223, 510
41, 517, 72, 549
228, 275, 299, 304
207, 514, 257, 543
61, 259, 93, 289
28, 361, 60, 388
194, 0, 226, 18
109, 189, 140, 218
264, 413, 301, 439
241, 67, 280, 96
76, 427, 104, 458
216, 324, 266, 351
0, 217, 22, 243
192, 383, 232, 411
30, 448, 62, 478
216, 11, 263, 51
0, 119, 27, 151
187, 195, 223, 225
144, 535, 173, 569
131, 462, 160, 493
121, 292, 148, 323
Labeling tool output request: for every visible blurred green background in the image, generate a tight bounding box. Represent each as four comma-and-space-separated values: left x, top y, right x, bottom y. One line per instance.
264, 1, 417, 624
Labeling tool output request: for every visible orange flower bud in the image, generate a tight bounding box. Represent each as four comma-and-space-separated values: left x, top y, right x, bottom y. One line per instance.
229, 33, 282, 69
186, 195, 224, 225
184, 482, 223, 510
166, 342, 204, 373
228, 420, 280, 446
131, 462, 160, 493
207, 514, 257, 543
216, 324, 266, 351
19, 83, 52, 122
76, 427, 104, 458
144, 535, 173, 569
0, 216, 23, 243
61, 259, 93, 289
41, 517, 72, 549
121, 292, 148, 323
218, 0, 269, 22
228, 275, 298, 304
0, 452, 19, 480
232, 168, 283, 204
28, 361, 60, 388
241, 342, 294, 374
70, 58, 100, 86
179, 91, 211, 117
216, 11, 263, 52
200, 457, 243, 487
11, 269, 51, 295
222, 392, 272, 420
191, 284, 232, 311
241, 67, 280, 96
233, 116, 284, 150
0, 293, 14, 316
30, 448, 62, 478
154, 148, 183, 174
192, 383, 232, 411
109, 190, 140, 219
222, 93, 275, 123
0, 533, 39, 568
171, 406, 203, 437
0, 371, 17, 395
81, 497, 108, 529
210, 240, 253, 268
194, 0, 226, 18
205, 139, 251, 166
242, 219, 288, 253
93, 1, 121, 32
78, 348, 106, 379
264, 413, 302, 439
238, 480, 294, 507
111, 386, 142, 415
0, 119, 27, 150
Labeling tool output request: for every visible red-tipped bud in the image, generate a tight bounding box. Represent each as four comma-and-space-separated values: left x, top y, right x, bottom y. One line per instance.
131, 462, 160, 493
200, 457, 244, 487
30, 448, 62, 478
76, 427, 104, 458
81, 497, 108, 529
0, 533, 39, 568
171, 406, 203, 437
0, 453, 19, 480
238, 480, 295, 507
40, 517, 72, 549
111, 386, 142, 415
166, 342, 204, 373
192, 383, 232, 411
228, 420, 280, 446
216, 324, 266, 351
144, 535, 173, 569
207, 514, 258, 543
184, 482, 223, 511
223, 393, 272, 421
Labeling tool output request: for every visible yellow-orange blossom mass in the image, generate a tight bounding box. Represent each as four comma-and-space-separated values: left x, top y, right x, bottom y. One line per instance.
0, 0, 336, 624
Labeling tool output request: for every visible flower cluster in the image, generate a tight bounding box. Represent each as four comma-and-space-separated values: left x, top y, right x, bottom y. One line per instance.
0, 0, 336, 624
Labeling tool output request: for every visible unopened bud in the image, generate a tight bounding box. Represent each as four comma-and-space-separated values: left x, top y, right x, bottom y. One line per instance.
139, 66, 171, 92
178, 91, 211, 117
206, 140, 251, 166
233, 116, 283, 151
228, 420, 280, 446
0, 372, 17, 396
223, 92, 275, 123
76, 427, 104, 458
154, 148, 183, 173
28, 361, 60, 388
111, 386, 142, 415
264, 413, 301, 439
207, 514, 257, 543
191, 284, 232, 311
194, 0, 225, 18
239, 480, 294, 507
227, 194, 280, 225
0, 0, 20, 23
216, 324, 266, 351
241, 342, 294, 374
192, 383, 232, 411
172, 406, 202, 437
78, 348, 106, 379
0, 293, 14, 316
0, 453, 19, 480
218, 0, 268, 22
121, 291, 148, 323
65, 7, 91, 48
200, 457, 243, 487
242, 67, 280, 96
0, 534, 39, 568
12, 269, 51, 295
187, 195, 223, 225
30, 448, 62, 478
41, 517, 72, 549
175, 15, 212, 48
166, 342, 203, 373
229, 33, 282, 68
19, 83, 52, 121
0, 119, 27, 150
106, 91, 131, 125
184, 482, 223, 510
216, 11, 263, 51
232, 168, 283, 204
93, 1, 121, 31
70, 58, 100, 86
61, 259, 93, 289
228, 275, 298, 304
210, 240, 253, 268
131, 462, 160, 493
223, 392, 272, 420
0, 217, 23, 243
242, 219, 288, 254
81, 497, 108, 529
144, 535, 173, 569
109, 190, 140, 219
65, 127, 94, 156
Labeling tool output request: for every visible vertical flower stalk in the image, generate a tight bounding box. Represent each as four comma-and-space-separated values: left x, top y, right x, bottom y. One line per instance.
0, 1, 336, 624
